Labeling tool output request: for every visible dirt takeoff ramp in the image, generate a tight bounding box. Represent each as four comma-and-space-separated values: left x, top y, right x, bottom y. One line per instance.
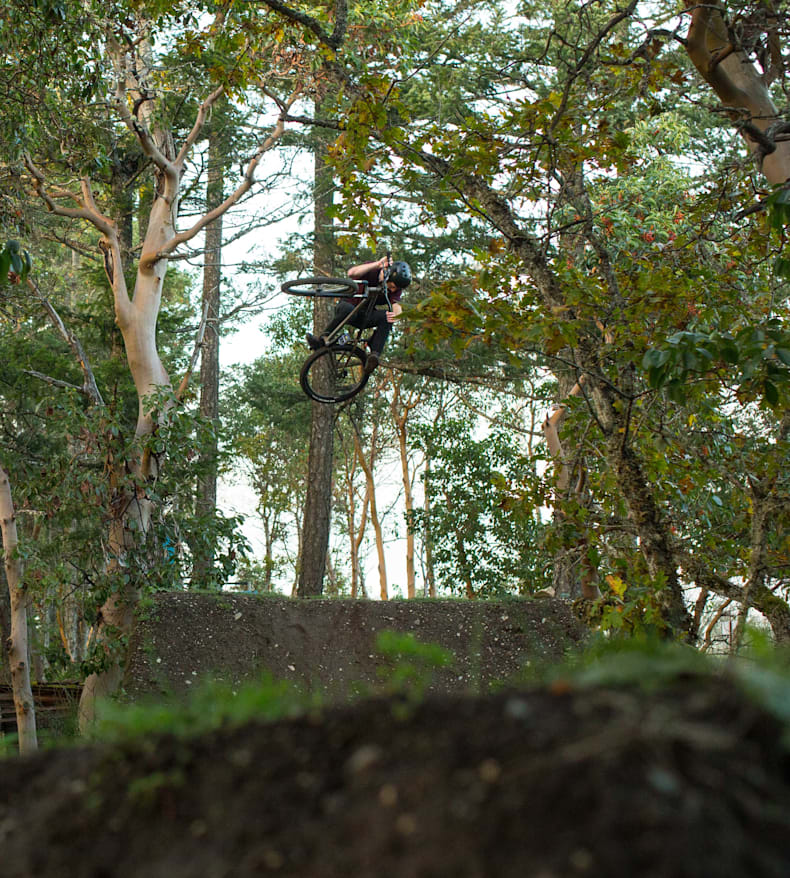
123, 592, 585, 700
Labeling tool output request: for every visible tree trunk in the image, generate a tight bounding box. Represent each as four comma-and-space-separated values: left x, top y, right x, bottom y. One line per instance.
25, 44, 297, 728
193, 125, 225, 586
0, 564, 10, 665
607, 436, 693, 637
423, 454, 437, 598
0, 462, 37, 754
298, 101, 337, 598
685, 3, 790, 184
390, 378, 418, 598
352, 424, 388, 600
339, 439, 368, 599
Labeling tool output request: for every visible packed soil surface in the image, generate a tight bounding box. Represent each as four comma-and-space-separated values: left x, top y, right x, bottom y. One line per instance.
2, 595, 790, 878
123, 593, 586, 700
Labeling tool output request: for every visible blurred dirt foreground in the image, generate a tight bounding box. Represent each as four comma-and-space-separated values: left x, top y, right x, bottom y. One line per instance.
2, 594, 789, 878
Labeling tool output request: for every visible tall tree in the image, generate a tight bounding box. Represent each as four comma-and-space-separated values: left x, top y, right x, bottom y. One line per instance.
193, 122, 227, 586
324, 0, 790, 639
0, 461, 37, 753
2, 1, 309, 720
298, 98, 340, 597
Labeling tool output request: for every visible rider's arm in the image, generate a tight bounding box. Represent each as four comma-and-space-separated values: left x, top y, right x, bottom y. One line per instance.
347, 256, 388, 279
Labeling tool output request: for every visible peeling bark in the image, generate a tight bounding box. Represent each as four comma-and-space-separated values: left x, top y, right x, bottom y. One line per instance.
0, 462, 37, 754
685, 2, 790, 183
24, 40, 300, 727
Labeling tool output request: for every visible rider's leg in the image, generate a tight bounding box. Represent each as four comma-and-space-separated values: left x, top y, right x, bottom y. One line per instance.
307, 301, 356, 349
365, 309, 392, 356
362, 310, 392, 374
322, 301, 356, 338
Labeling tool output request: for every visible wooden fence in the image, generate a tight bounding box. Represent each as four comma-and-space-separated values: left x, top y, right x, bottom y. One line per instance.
0, 683, 82, 737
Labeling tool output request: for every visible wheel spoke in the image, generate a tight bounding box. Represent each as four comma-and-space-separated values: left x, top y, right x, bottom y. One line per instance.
301, 344, 370, 403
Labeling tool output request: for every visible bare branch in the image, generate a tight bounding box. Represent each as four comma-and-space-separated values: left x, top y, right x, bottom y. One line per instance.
26, 277, 105, 406
157, 88, 302, 258
24, 157, 114, 236
174, 86, 226, 168
175, 299, 210, 402
24, 156, 132, 322
24, 370, 84, 392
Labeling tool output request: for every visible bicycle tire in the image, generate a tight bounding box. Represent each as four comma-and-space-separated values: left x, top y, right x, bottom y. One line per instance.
300, 343, 370, 403
282, 276, 358, 297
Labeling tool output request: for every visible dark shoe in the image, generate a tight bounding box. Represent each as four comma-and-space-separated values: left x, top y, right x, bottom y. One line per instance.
306, 333, 325, 350
364, 353, 379, 374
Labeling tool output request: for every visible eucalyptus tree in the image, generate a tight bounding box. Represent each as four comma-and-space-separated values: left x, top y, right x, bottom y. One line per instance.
0, 0, 336, 720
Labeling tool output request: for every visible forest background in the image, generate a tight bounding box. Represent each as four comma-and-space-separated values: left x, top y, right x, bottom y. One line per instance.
2, 0, 790, 744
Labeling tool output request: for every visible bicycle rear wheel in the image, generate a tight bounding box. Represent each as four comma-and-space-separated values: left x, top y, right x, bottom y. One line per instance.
300, 344, 370, 403
282, 276, 358, 297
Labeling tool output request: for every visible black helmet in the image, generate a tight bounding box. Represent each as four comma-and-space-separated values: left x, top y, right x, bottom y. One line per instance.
385, 260, 412, 289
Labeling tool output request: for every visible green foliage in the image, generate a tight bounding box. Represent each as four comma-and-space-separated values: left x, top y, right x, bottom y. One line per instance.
374, 629, 454, 703
643, 320, 790, 408
585, 570, 672, 638
224, 353, 310, 590
410, 415, 549, 597
2, 0, 790, 644
735, 635, 790, 736
134, 386, 252, 591
546, 635, 790, 739
93, 673, 320, 743
0, 240, 32, 286
554, 634, 712, 691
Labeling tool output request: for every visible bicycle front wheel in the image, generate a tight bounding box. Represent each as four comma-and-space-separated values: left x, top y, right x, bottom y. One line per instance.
300, 344, 370, 403
282, 276, 358, 297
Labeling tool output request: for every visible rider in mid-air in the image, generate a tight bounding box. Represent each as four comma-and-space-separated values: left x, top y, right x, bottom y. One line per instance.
306, 255, 412, 373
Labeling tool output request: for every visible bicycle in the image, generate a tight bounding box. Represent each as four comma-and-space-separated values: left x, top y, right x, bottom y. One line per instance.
281, 274, 391, 404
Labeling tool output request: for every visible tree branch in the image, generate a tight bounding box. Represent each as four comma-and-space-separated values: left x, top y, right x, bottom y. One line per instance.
108, 35, 176, 183
26, 278, 105, 406
24, 370, 83, 393
24, 157, 114, 236
157, 87, 301, 258
680, 551, 790, 643
175, 299, 210, 402
174, 86, 226, 168
258, 0, 347, 49
24, 157, 132, 323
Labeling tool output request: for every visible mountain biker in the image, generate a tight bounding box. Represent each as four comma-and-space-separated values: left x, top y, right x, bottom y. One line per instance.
306, 256, 412, 373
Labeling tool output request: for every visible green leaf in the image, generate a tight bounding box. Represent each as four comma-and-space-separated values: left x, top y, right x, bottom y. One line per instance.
721, 342, 740, 364
0, 249, 11, 285
763, 380, 780, 406
642, 348, 669, 369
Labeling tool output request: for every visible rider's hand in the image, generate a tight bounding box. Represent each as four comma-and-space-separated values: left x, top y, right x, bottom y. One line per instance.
387, 302, 403, 323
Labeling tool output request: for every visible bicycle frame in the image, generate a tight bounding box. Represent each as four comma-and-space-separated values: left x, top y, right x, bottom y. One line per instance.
281, 260, 396, 403
322, 280, 392, 347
